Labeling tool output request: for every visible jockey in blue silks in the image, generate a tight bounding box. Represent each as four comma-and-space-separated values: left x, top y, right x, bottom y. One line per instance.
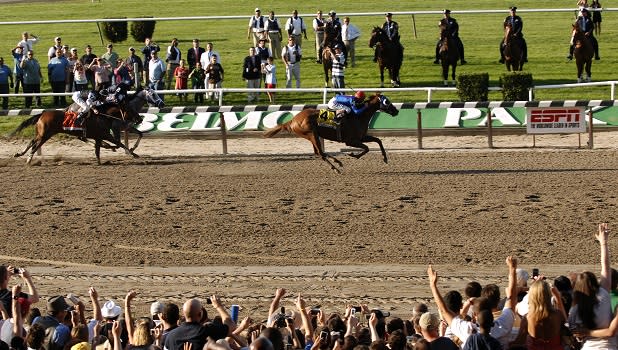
327, 90, 367, 124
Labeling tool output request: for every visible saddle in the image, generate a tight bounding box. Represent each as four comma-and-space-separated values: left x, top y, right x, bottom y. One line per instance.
62, 111, 84, 131
318, 109, 338, 127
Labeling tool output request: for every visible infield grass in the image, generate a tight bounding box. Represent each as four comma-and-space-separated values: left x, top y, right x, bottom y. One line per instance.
0, 0, 615, 110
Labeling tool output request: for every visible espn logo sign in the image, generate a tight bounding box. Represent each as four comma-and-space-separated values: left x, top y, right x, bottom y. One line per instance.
526, 107, 586, 134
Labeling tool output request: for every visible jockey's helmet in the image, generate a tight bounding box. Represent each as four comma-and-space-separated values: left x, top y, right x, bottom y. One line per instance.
354, 91, 366, 102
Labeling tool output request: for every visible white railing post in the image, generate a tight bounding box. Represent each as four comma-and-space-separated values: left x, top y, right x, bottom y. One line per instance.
427, 88, 432, 102
611, 82, 615, 100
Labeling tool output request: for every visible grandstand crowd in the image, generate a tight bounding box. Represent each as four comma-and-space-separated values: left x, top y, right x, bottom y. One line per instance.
0, 223, 617, 350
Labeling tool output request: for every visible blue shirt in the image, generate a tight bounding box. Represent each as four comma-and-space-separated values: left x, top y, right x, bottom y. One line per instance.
12, 52, 23, 75
0, 65, 12, 84
47, 57, 68, 82
334, 94, 366, 115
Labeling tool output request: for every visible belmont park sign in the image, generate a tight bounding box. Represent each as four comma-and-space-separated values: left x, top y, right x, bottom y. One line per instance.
136, 106, 618, 134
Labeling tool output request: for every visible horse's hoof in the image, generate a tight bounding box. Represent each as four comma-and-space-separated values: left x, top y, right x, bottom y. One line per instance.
13, 153, 20, 158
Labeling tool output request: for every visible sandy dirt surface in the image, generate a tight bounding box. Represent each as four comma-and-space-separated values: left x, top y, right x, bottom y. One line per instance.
1, 132, 617, 319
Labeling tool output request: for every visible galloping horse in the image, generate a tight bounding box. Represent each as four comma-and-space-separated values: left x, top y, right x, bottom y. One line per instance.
263, 93, 399, 173
369, 27, 402, 88
118, 87, 164, 151
11, 104, 142, 165
572, 24, 594, 82
438, 19, 460, 86
503, 22, 524, 71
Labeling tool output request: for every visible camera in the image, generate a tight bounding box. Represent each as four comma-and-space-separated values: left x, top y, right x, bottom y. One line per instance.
310, 308, 321, 315
9, 267, 20, 274
352, 306, 362, 312
532, 268, 539, 278
350, 308, 356, 316
320, 331, 328, 340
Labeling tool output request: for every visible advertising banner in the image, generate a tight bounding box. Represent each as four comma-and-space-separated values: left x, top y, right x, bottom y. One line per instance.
526, 107, 586, 134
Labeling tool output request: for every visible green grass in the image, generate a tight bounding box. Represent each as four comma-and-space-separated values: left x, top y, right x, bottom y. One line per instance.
0, 0, 616, 110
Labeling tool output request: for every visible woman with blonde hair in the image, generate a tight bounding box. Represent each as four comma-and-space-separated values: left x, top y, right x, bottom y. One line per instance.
124, 291, 157, 350
525, 280, 565, 350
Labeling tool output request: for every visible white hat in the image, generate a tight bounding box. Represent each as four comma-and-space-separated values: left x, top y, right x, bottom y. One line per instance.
150, 301, 164, 316
101, 300, 121, 318
255, 8, 260, 12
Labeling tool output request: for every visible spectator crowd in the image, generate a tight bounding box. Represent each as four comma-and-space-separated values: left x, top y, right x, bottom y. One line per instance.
1, 223, 618, 350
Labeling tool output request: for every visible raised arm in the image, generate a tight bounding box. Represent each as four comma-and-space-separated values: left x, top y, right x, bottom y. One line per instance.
89, 287, 103, 322
210, 295, 235, 334
504, 256, 518, 310
295, 293, 313, 341
428, 265, 457, 326
112, 321, 122, 350
12, 284, 23, 338
597, 223, 611, 291
124, 290, 137, 345
19, 268, 39, 304
268, 288, 286, 325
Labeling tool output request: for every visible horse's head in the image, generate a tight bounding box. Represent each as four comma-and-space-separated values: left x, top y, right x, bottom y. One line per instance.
369, 27, 385, 48
504, 22, 513, 42
144, 88, 165, 108
370, 94, 399, 116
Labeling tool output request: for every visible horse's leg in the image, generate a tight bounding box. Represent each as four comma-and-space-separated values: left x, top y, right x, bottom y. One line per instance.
101, 131, 140, 159
14, 138, 36, 157
345, 140, 370, 160
365, 135, 388, 163
128, 127, 143, 152
586, 60, 592, 82
94, 139, 102, 165
577, 62, 583, 82
441, 63, 448, 86
451, 63, 457, 84
26, 130, 54, 164
379, 66, 385, 88
323, 64, 329, 88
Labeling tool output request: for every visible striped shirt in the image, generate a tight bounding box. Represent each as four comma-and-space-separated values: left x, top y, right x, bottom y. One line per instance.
332, 52, 345, 77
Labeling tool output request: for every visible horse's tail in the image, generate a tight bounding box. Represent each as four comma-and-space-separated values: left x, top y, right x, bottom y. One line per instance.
263, 121, 291, 138
9, 113, 41, 137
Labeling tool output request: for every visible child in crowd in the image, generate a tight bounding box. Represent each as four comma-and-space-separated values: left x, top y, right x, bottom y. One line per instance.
262, 56, 276, 103
188, 61, 206, 103
174, 59, 188, 102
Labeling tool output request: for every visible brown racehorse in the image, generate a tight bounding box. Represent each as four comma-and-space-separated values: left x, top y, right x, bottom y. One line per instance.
572, 24, 594, 82
503, 22, 524, 71
263, 93, 399, 173
438, 19, 460, 86
369, 27, 402, 87
11, 105, 141, 165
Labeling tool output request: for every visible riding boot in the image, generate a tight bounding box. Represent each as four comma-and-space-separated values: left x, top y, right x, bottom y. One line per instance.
316, 47, 323, 64
459, 42, 467, 64
567, 45, 574, 60
75, 111, 87, 126
373, 50, 378, 63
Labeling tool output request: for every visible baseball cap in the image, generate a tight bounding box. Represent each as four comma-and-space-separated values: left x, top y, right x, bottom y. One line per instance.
510, 6, 517, 11
419, 312, 440, 331
443, 9, 451, 14
385, 12, 392, 17
255, 8, 260, 12
129, 47, 135, 51
107, 44, 113, 48
55, 37, 61, 41
150, 301, 164, 316
328, 10, 336, 16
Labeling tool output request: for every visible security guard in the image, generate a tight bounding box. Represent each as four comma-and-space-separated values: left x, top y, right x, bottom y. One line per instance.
499, 6, 528, 63
434, 9, 466, 65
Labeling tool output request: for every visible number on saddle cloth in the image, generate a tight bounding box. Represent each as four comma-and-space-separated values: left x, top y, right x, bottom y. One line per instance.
62, 110, 84, 130
318, 109, 337, 126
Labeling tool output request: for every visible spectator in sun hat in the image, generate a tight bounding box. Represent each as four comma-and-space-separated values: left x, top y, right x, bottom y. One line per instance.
151, 301, 164, 323
98, 300, 128, 349
32, 295, 73, 350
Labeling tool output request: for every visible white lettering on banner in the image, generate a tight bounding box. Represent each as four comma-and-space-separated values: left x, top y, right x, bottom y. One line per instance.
262, 110, 301, 129
158, 113, 188, 131
444, 108, 478, 127
137, 113, 159, 132
243, 111, 265, 130
491, 108, 521, 126
190, 112, 218, 131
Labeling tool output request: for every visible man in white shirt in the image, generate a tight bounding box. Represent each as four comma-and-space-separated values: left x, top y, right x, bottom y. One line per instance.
200, 42, 220, 68
285, 10, 307, 48
282, 36, 302, 88
17, 32, 39, 53
312, 10, 325, 63
342, 17, 361, 67
248, 8, 266, 48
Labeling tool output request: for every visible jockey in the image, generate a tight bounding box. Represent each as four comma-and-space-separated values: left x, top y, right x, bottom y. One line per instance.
103, 81, 130, 104
73, 89, 102, 125
567, 8, 599, 60
434, 9, 466, 65
499, 6, 528, 63
327, 90, 367, 124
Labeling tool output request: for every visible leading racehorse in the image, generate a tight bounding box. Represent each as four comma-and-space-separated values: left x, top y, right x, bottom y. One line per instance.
572, 24, 594, 83
503, 22, 524, 71
369, 27, 402, 88
11, 104, 142, 165
438, 19, 460, 86
263, 93, 399, 173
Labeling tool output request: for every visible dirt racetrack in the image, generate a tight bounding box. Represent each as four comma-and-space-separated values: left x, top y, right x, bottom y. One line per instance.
0, 133, 617, 319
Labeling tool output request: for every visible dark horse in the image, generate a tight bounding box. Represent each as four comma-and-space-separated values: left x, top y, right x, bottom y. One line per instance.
572, 24, 593, 82
321, 21, 346, 87
438, 19, 460, 86
11, 104, 142, 165
503, 22, 524, 71
263, 93, 399, 173
369, 27, 402, 87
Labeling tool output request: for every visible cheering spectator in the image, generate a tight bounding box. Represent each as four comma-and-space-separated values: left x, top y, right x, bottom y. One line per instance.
141, 38, 160, 85
0, 57, 13, 110
11, 46, 24, 94
47, 49, 68, 106
73, 61, 88, 91
20, 50, 42, 108
262, 56, 276, 103
17, 32, 39, 53
88, 57, 111, 91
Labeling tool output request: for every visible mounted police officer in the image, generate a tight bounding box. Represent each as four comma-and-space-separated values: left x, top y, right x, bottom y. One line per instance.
375, 12, 403, 63
567, 8, 599, 60
499, 6, 528, 64
434, 9, 466, 65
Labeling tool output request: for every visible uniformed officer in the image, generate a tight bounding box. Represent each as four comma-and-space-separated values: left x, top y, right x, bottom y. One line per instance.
567, 8, 599, 60
434, 9, 466, 65
375, 13, 403, 62
499, 6, 528, 63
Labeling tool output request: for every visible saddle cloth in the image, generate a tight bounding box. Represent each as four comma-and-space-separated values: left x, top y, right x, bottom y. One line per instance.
317, 109, 337, 127
62, 111, 84, 131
